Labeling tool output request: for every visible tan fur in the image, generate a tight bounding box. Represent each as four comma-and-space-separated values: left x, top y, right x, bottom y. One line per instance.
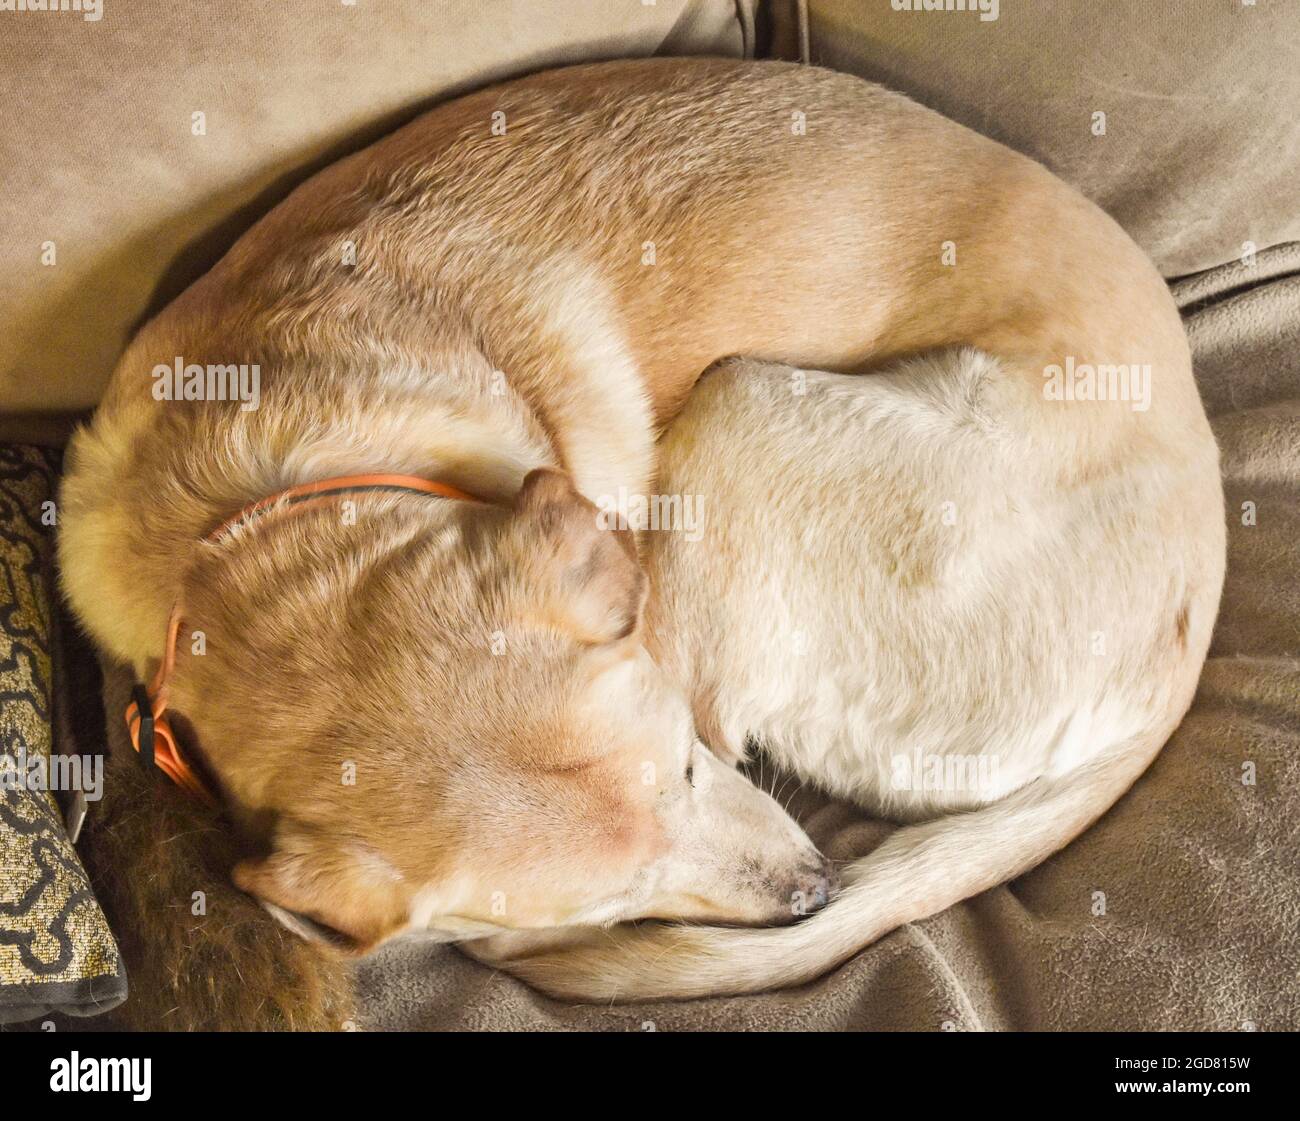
57, 59, 1220, 1008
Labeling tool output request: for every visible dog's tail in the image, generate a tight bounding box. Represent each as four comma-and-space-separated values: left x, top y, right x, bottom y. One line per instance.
493, 719, 1178, 1002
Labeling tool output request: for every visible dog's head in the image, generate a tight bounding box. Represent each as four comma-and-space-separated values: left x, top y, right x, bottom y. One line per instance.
169, 468, 831, 952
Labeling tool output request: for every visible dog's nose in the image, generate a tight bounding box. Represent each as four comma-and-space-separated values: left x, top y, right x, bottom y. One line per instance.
790, 856, 839, 916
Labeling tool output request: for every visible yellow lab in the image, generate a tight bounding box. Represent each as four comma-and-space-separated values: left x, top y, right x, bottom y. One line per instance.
59, 59, 1223, 998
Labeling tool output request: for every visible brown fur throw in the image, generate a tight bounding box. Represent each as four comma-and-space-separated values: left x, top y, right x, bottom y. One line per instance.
73, 655, 356, 1032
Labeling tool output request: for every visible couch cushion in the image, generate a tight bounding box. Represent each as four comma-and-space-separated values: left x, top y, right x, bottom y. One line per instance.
0, 445, 126, 1022
772, 0, 1300, 280
0, 0, 749, 437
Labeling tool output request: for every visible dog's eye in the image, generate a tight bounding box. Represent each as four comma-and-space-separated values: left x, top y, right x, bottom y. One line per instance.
685, 763, 695, 787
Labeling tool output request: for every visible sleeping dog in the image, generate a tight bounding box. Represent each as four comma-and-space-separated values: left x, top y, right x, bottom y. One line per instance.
58, 58, 1223, 995
465, 352, 1224, 998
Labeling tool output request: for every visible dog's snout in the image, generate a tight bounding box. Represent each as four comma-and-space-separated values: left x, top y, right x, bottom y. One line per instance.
789, 856, 839, 917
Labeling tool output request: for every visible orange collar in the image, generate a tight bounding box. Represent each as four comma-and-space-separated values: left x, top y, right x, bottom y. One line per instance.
125, 473, 477, 805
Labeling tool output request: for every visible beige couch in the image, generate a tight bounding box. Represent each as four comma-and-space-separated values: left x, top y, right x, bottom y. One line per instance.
0, 0, 750, 442
4, 0, 1297, 1030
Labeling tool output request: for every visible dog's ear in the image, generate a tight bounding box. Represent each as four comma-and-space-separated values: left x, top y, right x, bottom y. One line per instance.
232, 828, 408, 955
514, 468, 646, 645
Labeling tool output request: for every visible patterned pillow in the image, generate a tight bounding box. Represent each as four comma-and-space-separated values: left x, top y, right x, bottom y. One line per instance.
0, 444, 125, 1022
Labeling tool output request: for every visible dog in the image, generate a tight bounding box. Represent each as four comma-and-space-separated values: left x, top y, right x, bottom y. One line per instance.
463, 351, 1224, 998
58, 58, 1222, 996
